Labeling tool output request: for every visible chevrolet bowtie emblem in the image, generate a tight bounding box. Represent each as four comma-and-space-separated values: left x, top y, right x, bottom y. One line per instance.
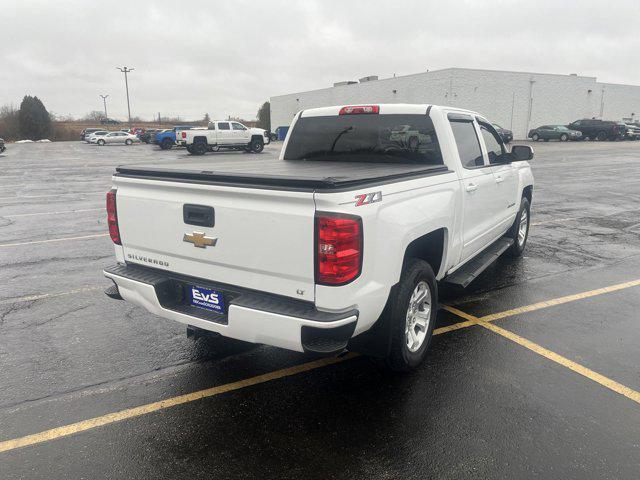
183, 231, 218, 248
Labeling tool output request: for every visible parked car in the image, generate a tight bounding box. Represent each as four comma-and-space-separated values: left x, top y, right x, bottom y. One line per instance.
0, 137, 5, 154
104, 103, 534, 372
87, 130, 109, 143
528, 125, 582, 142
101, 118, 121, 125
80, 128, 101, 141
138, 128, 160, 144
183, 121, 270, 154
95, 131, 139, 146
492, 123, 513, 143
566, 119, 626, 141
624, 123, 640, 140
154, 125, 195, 150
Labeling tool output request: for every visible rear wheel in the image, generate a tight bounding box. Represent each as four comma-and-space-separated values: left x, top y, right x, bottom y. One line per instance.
160, 138, 173, 150
193, 141, 207, 155
532, 133, 539, 141
97, 139, 105, 146
250, 137, 264, 153
596, 131, 607, 141
506, 197, 530, 257
560, 133, 568, 142
378, 259, 437, 373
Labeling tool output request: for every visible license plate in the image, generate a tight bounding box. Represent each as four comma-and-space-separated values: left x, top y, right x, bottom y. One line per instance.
188, 285, 225, 314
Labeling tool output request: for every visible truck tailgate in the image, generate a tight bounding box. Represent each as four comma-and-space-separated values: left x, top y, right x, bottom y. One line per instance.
113, 176, 316, 302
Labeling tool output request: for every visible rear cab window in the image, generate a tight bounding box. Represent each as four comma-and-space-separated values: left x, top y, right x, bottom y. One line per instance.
218, 122, 230, 130
448, 114, 484, 169
283, 113, 443, 165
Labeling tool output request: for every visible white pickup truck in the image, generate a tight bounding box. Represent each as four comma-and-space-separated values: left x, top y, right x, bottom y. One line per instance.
104, 104, 534, 371
182, 120, 270, 155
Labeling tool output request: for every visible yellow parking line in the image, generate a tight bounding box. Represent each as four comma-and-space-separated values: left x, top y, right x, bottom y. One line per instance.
433, 320, 476, 335
444, 305, 640, 406
0, 191, 104, 201
0, 354, 356, 454
0, 286, 104, 305
0, 233, 108, 248
1, 278, 638, 453
480, 279, 640, 322
6, 208, 104, 218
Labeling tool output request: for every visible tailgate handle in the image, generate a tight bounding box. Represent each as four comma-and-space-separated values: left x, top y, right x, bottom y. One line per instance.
183, 204, 215, 227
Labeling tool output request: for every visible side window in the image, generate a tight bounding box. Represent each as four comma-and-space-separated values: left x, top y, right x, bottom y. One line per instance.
232, 123, 246, 130
218, 122, 230, 130
478, 123, 506, 165
208, 123, 216, 130
449, 120, 484, 169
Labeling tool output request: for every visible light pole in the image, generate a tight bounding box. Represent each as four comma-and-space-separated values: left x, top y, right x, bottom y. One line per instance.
99, 94, 109, 121
116, 66, 134, 126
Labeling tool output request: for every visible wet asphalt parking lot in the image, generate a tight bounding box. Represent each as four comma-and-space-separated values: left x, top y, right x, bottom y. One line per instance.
0, 139, 639, 479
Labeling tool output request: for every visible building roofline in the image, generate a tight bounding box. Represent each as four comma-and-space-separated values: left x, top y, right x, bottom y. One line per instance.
270, 67, 609, 100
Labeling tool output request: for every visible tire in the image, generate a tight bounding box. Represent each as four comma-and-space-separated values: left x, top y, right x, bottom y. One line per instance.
125, 139, 132, 145
249, 137, 264, 153
560, 134, 568, 142
596, 131, 607, 141
379, 259, 438, 373
97, 139, 105, 146
193, 141, 207, 155
505, 197, 530, 257
532, 133, 539, 141
160, 138, 173, 150
186, 145, 195, 154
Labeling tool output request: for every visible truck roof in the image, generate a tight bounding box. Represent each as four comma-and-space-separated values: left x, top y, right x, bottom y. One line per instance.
298, 103, 480, 118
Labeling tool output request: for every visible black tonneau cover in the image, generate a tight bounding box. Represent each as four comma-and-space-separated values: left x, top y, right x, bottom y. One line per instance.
115, 157, 450, 191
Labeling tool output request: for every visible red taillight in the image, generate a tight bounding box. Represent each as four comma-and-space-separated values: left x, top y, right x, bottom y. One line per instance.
106, 189, 121, 245
181, 131, 186, 138
338, 105, 379, 115
316, 214, 362, 285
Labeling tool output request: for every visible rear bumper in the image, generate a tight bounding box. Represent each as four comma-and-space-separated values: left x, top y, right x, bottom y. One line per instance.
104, 263, 358, 353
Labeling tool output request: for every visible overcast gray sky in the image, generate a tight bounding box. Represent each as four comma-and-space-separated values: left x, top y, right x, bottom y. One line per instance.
1, 0, 639, 121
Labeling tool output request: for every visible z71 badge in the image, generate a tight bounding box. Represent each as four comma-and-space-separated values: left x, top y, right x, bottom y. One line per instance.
355, 191, 382, 207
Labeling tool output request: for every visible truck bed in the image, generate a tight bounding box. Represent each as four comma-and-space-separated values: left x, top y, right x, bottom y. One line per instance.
115, 157, 450, 191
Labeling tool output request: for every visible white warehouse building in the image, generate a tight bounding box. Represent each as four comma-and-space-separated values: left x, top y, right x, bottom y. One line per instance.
270, 67, 640, 139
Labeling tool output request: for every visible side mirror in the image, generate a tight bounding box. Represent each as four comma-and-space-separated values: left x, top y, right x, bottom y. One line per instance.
510, 145, 534, 161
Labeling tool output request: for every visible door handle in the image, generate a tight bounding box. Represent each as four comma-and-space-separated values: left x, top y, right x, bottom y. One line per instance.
495, 175, 504, 183
466, 183, 478, 192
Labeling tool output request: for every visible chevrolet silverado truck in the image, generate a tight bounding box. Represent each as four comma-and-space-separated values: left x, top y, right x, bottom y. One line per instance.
182, 121, 270, 155
103, 104, 534, 371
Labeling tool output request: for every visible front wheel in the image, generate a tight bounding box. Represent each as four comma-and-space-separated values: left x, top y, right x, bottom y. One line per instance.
125, 139, 132, 145
378, 259, 437, 372
506, 197, 530, 257
596, 131, 607, 141
160, 138, 173, 150
97, 139, 105, 146
560, 134, 568, 142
